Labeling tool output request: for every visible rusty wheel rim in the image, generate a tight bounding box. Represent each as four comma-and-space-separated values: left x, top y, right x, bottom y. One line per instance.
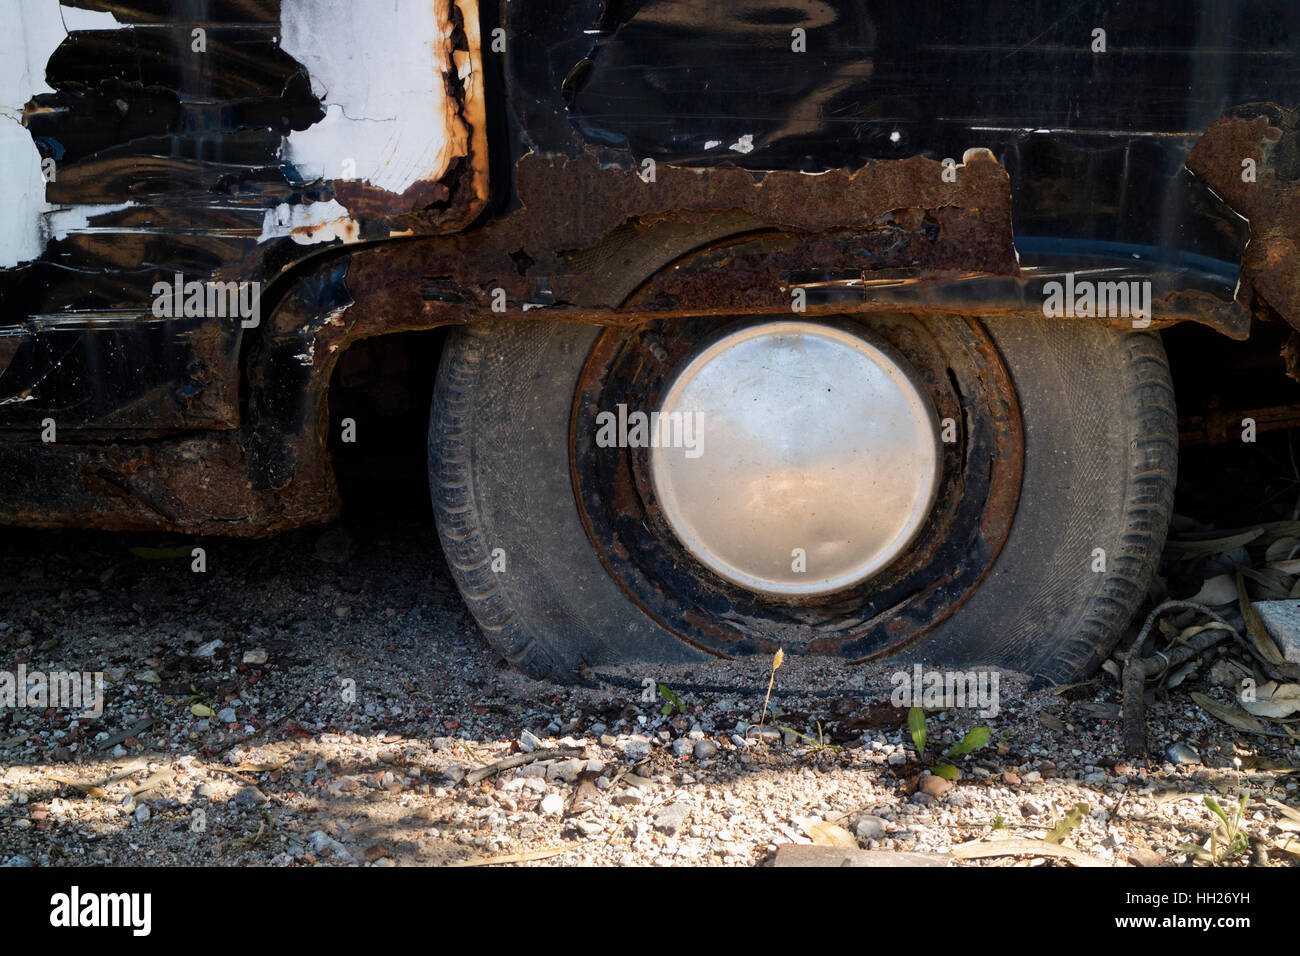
570, 312, 1023, 660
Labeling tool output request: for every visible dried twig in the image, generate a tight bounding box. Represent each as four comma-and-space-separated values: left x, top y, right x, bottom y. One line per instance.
462, 746, 585, 786
1120, 601, 1238, 755
211, 696, 309, 756
93, 717, 159, 751
448, 845, 575, 867
951, 838, 1107, 867
757, 648, 784, 741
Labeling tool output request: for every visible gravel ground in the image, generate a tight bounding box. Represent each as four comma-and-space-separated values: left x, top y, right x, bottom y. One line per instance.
2, 516, 1299, 868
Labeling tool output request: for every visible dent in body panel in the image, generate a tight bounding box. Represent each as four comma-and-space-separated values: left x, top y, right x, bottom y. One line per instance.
0, 0, 487, 430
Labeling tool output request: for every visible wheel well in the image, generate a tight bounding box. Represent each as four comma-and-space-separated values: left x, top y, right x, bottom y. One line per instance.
316, 217, 771, 521
326, 327, 448, 519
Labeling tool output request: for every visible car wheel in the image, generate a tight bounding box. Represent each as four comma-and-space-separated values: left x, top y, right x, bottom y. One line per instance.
429, 311, 1175, 685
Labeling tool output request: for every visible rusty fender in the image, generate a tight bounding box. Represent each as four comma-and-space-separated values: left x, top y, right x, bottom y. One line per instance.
0, 127, 1275, 534
1186, 105, 1300, 340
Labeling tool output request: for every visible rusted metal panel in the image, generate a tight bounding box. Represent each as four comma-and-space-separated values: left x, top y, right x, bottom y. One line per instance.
0, 432, 337, 533
1186, 107, 1300, 335
0, 143, 1256, 534
3, 1, 1300, 535
338, 149, 1019, 322
0, 0, 487, 431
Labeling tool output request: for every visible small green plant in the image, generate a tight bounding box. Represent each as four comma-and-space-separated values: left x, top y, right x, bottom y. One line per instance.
907, 706, 990, 779
908, 706, 927, 755
1177, 794, 1250, 864
658, 684, 687, 717
775, 721, 844, 754
992, 813, 1007, 831
1045, 803, 1089, 844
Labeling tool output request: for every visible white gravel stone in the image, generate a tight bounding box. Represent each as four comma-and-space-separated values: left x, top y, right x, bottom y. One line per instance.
540, 793, 565, 815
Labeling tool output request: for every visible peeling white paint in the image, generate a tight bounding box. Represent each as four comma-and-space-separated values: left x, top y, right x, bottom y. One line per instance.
45, 202, 136, 240
278, 0, 467, 227
2, 0, 472, 263
260, 199, 359, 245
729, 134, 755, 154
0, 1, 125, 268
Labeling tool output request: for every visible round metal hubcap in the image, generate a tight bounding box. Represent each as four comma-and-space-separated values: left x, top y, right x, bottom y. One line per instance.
649, 321, 940, 597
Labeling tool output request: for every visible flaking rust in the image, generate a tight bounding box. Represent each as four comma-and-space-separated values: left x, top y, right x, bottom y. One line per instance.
0, 146, 1019, 535
0, 117, 1269, 535
338, 148, 1019, 332
1187, 107, 1300, 335
258, 149, 1021, 543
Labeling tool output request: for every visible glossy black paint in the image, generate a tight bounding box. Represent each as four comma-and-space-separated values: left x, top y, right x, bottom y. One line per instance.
0, 4, 324, 431
506, 0, 1298, 264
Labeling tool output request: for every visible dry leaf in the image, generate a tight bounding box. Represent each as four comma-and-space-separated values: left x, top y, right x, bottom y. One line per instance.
1254, 520, 1300, 539
1266, 798, 1300, 825
1238, 572, 1290, 667
232, 759, 289, 773
1165, 528, 1263, 558
1039, 713, 1067, 733
449, 845, 575, 867
1240, 681, 1300, 719
1266, 537, 1300, 562
1155, 790, 1214, 805
47, 777, 107, 799
803, 821, 858, 848
1175, 623, 1234, 644
1273, 836, 1300, 858
1187, 574, 1238, 607
1166, 660, 1198, 688
1238, 565, 1292, 600
1189, 691, 1269, 733
1239, 757, 1299, 774
951, 837, 1106, 867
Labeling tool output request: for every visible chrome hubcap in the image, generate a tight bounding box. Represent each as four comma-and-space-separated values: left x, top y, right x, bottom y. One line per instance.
649, 321, 941, 597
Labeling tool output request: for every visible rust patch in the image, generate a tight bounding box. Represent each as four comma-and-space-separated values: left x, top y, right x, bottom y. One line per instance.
333, 178, 452, 219
1187, 108, 1300, 333
0, 435, 336, 537
337, 148, 1020, 337
0, 338, 20, 379
3, 126, 1252, 535
1284, 332, 1300, 383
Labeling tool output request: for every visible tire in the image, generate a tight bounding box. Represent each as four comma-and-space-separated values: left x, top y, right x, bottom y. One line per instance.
904, 319, 1177, 684
430, 321, 702, 679
429, 317, 1175, 685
